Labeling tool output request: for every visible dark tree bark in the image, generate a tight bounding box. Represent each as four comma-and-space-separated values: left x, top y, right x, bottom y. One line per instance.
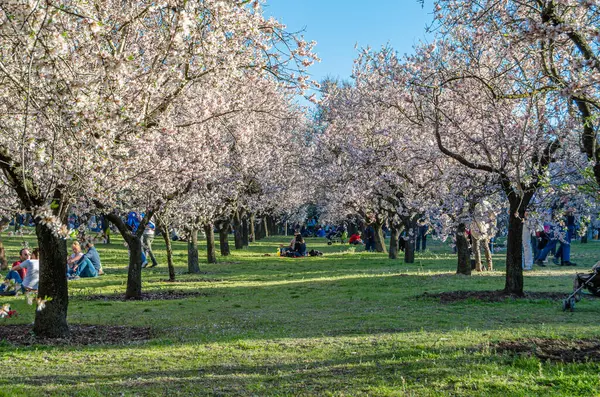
101, 216, 111, 244
269, 216, 278, 236
105, 212, 151, 300
374, 220, 387, 253
204, 223, 217, 264
242, 216, 249, 247
403, 217, 416, 264
348, 223, 358, 235
255, 217, 264, 240
388, 226, 400, 259
456, 223, 471, 275
157, 217, 176, 282
504, 199, 525, 295
233, 211, 243, 249
218, 222, 231, 256
187, 228, 200, 274
249, 213, 256, 242
125, 237, 143, 298
33, 223, 69, 338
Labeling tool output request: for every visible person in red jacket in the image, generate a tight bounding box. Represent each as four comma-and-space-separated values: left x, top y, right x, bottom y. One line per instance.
11, 248, 30, 281
349, 232, 364, 245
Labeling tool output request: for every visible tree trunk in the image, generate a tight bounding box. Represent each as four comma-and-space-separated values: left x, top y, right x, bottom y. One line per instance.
269, 216, 278, 236
233, 212, 243, 249
255, 217, 263, 240
249, 213, 256, 242
204, 223, 217, 264
101, 216, 111, 244
456, 223, 471, 275
103, 212, 144, 299
242, 216, 249, 247
187, 229, 200, 274
263, 217, 269, 238
158, 219, 176, 282
388, 227, 399, 259
374, 221, 387, 253
125, 236, 143, 299
218, 223, 230, 256
348, 223, 358, 235
0, 240, 7, 271
473, 238, 483, 272
483, 238, 493, 271
33, 223, 69, 338
504, 201, 525, 295
403, 218, 416, 264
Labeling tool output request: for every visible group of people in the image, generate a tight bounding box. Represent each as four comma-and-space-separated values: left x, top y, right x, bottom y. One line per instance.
522, 210, 578, 269
348, 226, 378, 251
0, 247, 39, 295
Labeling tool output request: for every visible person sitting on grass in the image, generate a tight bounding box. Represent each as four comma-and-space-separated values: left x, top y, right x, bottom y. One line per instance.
280, 232, 300, 255
1, 248, 39, 294
349, 232, 364, 245
293, 235, 307, 257
67, 241, 98, 280
83, 242, 104, 275
11, 248, 30, 281
67, 241, 84, 271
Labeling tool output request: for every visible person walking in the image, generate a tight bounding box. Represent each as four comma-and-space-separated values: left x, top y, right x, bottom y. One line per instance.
143, 220, 158, 268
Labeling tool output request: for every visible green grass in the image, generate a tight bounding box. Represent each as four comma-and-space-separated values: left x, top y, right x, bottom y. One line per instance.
1, 232, 600, 396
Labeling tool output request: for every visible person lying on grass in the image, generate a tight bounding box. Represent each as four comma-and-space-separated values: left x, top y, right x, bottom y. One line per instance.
1, 248, 39, 295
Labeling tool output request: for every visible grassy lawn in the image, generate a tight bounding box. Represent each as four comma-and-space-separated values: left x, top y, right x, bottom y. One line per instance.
1, 232, 600, 396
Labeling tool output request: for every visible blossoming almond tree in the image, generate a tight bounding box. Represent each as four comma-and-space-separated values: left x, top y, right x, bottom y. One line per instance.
0, 0, 317, 336
433, 0, 600, 191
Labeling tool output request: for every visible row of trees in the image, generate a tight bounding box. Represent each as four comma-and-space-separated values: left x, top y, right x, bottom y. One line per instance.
1, 0, 598, 338
0, 0, 317, 337
308, 0, 599, 296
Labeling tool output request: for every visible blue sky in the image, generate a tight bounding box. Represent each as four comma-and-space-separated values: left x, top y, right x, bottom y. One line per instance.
264, 1, 434, 85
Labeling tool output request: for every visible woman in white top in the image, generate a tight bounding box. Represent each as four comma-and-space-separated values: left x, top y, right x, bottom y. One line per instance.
67, 241, 83, 267
12, 248, 40, 291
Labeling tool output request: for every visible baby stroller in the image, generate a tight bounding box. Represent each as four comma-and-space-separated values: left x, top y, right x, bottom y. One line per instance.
326, 229, 342, 245
326, 227, 347, 245
562, 263, 600, 312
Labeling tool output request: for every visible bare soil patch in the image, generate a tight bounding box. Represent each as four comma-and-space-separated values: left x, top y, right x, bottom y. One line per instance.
421, 290, 569, 303
495, 338, 600, 362
73, 290, 210, 301
0, 324, 151, 346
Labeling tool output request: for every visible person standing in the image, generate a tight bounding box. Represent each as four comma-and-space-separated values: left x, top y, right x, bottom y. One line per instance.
143, 220, 158, 268
415, 222, 429, 252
